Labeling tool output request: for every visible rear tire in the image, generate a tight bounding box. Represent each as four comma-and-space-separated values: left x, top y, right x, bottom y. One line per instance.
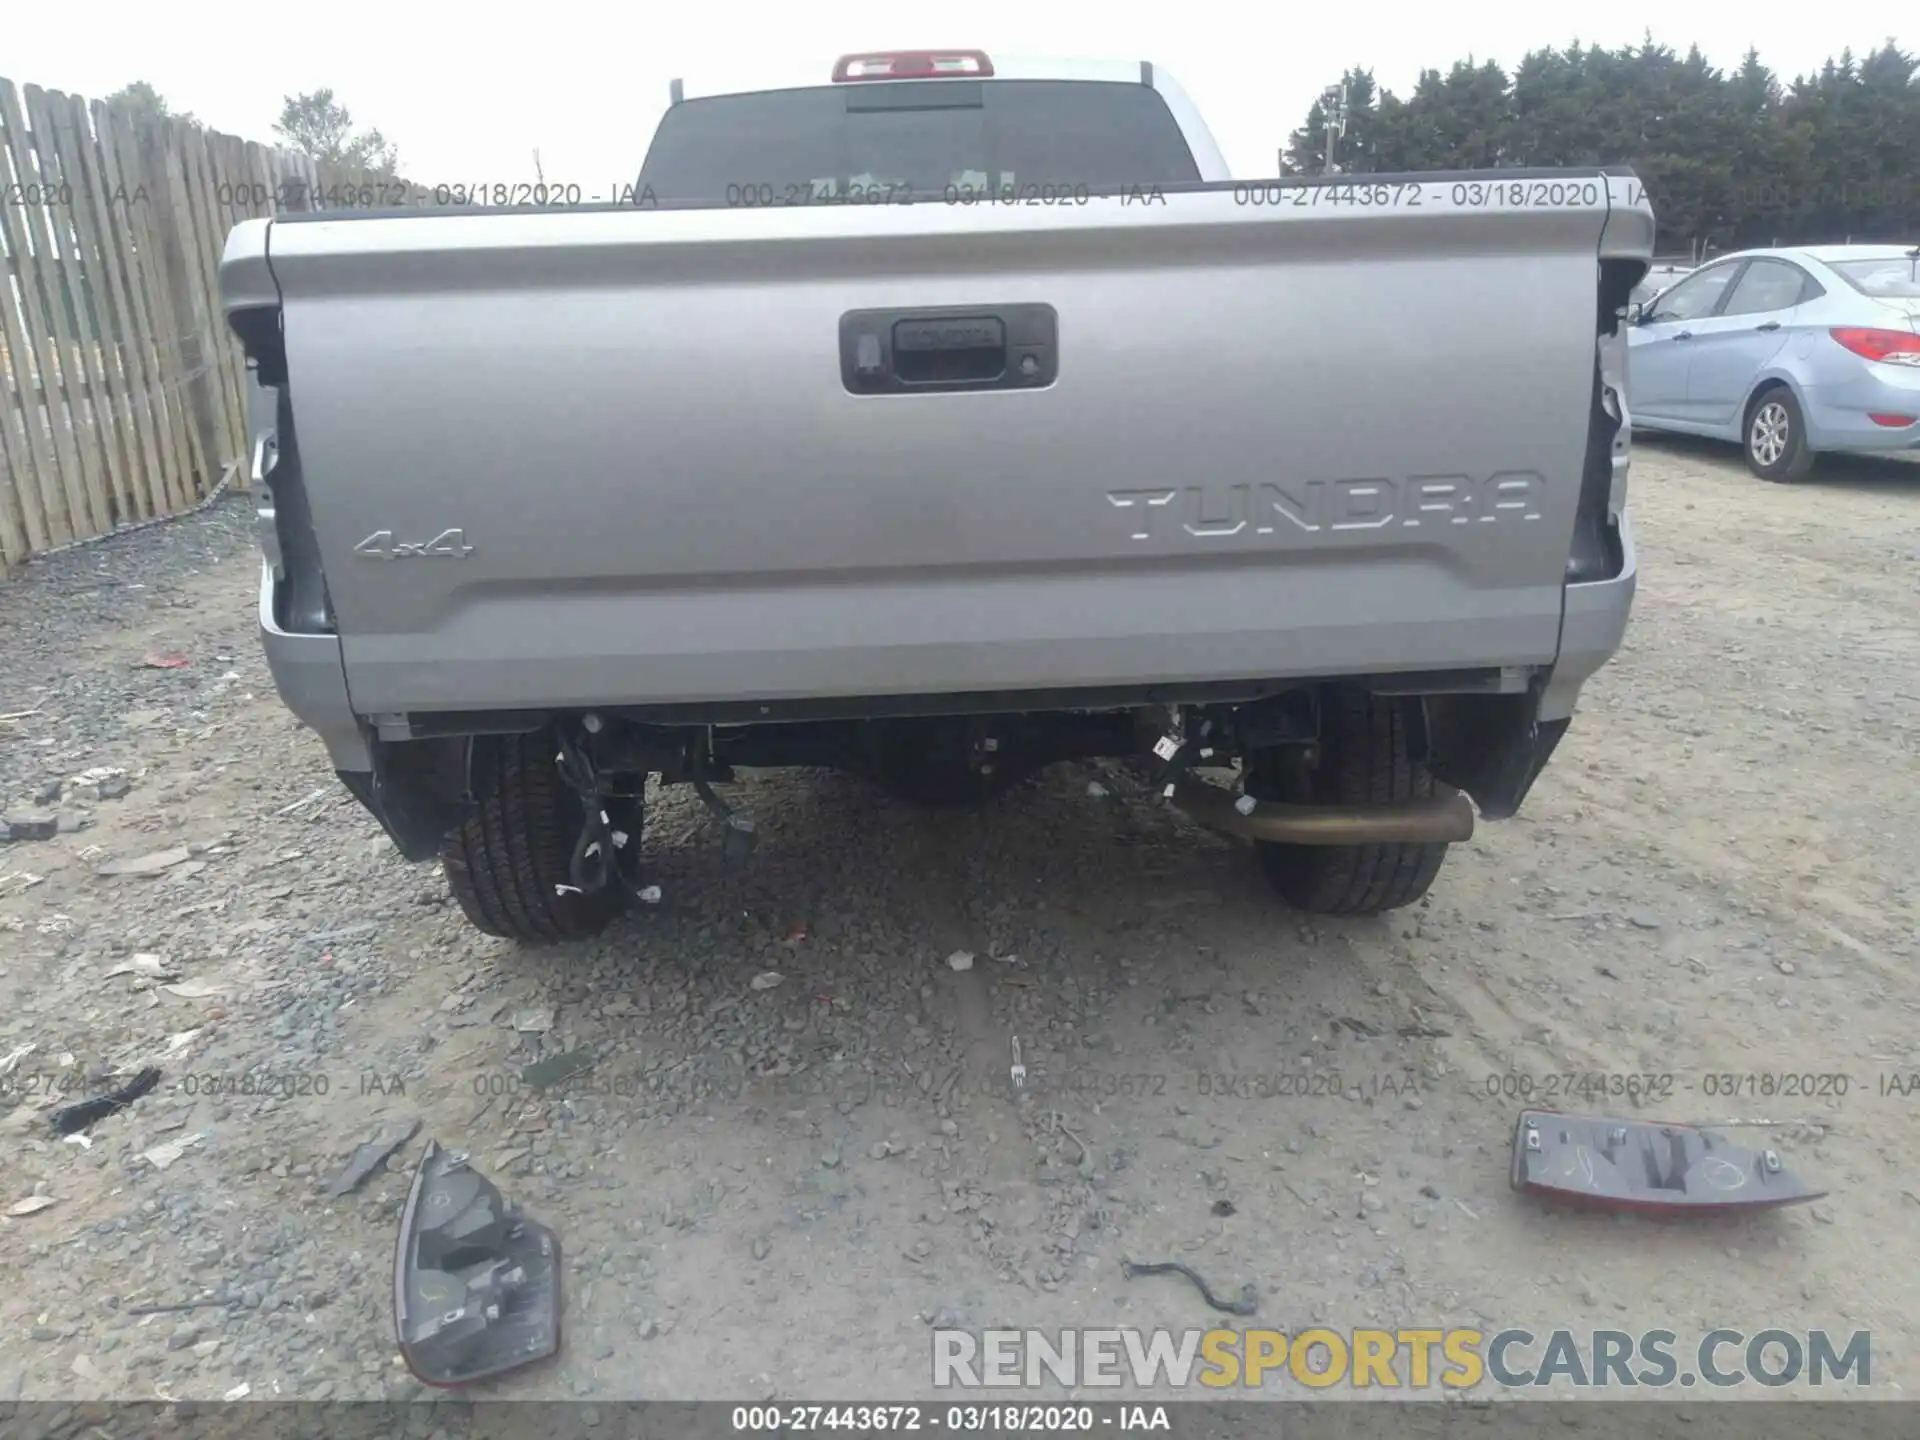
1249, 690, 1450, 916
1744, 385, 1815, 483
441, 731, 627, 943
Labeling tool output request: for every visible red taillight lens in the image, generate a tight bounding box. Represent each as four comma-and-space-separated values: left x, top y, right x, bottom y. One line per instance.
1868, 413, 1916, 427
832, 50, 994, 82
1829, 327, 1920, 364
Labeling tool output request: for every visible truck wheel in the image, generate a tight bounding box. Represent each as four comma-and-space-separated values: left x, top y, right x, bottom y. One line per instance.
440, 732, 627, 943
1744, 385, 1814, 482
1248, 691, 1449, 916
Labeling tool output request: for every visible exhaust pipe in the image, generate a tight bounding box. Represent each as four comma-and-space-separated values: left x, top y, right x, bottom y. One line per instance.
1168, 773, 1475, 846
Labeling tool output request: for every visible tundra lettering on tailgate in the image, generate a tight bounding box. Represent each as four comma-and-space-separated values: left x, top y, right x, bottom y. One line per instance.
1104, 473, 1546, 541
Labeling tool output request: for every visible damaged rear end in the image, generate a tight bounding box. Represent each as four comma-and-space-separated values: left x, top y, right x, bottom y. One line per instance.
220, 164, 1652, 934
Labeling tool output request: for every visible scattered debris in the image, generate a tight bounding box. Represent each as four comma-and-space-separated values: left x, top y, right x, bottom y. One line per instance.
511, 1006, 555, 1034
270, 788, 329, 818
1054, 1115, 1090, 1168
1211, 1199, 1237, 1218
125, 1296, 239, 1317
65, 767, 130, 803
139, 651, 191, 669
0, 1043, 35, 1075
522, 1049, 597, 1091
0, 872, 46, 896
49, 1066, 161, 1136
223, 1383, 251, 1401
70, 1354, 104, 1384
6, 1196, 58, 1218
1120, 1259, 1259, 1316
1, 812, 57, 843
637, 885, 663, 904
750, 971, 784, 991
142, 1131, 208, 1171
1086, 781, 1109, 798
1009, 1035, 1026, 1090
160, 980, 230, 1000
946, 950, 975, 972
1511, 1110, 1827, 1213
325, 1118, 423, 1199
96, 847, 193, 878
396, 1141, 561, 1384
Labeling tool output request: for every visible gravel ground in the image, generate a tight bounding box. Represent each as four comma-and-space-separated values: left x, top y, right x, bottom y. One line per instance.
0, 440, 1917, 1407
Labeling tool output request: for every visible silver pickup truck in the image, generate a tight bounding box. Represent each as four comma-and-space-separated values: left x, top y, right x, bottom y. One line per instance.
220, 50, 1652, 944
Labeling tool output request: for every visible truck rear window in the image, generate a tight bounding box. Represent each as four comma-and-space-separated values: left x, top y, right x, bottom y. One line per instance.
638, 79, 1200, 203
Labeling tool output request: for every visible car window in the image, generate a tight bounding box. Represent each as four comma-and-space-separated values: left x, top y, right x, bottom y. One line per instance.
638, 80, 1202, 203
1721, 260, 1810, 317
1648, 264, 1739, 323
1829, 255, 1920, 300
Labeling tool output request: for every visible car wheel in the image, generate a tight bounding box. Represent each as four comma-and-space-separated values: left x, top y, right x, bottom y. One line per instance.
441, 731, 628, 943
1744, 385, 1815, 483
1245, 689, 1450, 917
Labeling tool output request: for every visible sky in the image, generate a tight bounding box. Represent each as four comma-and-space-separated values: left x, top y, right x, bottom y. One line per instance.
5, 0, 1909, 185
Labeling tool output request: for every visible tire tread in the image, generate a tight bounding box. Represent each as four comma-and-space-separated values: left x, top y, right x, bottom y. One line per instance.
441, 732, 624, 943
1257, 690, 1449, 916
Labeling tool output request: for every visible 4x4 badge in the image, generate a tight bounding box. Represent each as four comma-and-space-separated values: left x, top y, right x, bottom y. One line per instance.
353, 528, 474, 560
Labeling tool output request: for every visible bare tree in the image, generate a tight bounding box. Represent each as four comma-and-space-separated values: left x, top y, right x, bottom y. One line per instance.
273, 89, 400, 174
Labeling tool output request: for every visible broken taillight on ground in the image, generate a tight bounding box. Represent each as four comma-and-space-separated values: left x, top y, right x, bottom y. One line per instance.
394, 1140, 562, 1385
1511, 1110, 1827, 1213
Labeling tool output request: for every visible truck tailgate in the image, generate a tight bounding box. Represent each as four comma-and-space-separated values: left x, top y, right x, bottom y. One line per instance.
235, 178, 1651, 715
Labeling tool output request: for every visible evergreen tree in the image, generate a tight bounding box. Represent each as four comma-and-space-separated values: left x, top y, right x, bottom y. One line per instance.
1283, 39, 1920, 253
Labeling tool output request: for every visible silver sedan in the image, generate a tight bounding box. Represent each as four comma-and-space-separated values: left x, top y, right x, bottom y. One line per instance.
1626, 244, 1920, 480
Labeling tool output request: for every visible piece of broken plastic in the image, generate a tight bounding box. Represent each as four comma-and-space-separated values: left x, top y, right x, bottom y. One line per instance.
394, 1139, 561, 1386
721, 813, 758, 862
1511, 1110, 1827, 1213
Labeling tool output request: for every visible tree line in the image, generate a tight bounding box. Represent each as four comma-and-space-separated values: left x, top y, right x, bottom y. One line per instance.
1283, 38, 1920, 258
107, 81, 398, 173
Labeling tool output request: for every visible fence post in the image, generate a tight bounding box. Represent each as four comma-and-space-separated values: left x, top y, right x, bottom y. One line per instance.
140, 115, 223, 498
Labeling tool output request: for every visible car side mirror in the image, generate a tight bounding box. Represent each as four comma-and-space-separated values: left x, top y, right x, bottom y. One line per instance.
1627, 301, 1650, 325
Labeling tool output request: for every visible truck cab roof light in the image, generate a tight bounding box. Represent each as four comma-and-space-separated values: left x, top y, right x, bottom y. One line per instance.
832, 51, 994, 82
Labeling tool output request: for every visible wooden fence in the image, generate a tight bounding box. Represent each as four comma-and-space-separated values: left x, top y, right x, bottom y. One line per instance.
0, 76, 398, 571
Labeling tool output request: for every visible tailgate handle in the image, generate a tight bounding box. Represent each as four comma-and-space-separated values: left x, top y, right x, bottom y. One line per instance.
841, 304, 1056, 395
890, 316, 1005, 384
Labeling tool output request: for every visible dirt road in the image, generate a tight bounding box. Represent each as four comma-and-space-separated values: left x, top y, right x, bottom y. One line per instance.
1, 440, 1916, 1405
